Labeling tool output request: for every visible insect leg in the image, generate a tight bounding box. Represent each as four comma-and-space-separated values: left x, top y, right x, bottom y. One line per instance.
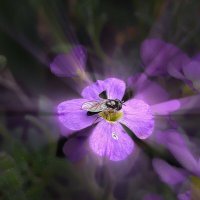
93, 115, 101, 124
87, 111, 99, 116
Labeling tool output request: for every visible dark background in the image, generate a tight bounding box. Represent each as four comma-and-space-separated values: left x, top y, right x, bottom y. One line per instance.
0, 0, 200, 199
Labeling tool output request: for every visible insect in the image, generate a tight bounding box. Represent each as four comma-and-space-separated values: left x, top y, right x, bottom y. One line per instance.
81, 90, 124, 116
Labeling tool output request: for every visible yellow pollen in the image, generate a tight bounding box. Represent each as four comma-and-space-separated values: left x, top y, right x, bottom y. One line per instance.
99, 111, 123, 122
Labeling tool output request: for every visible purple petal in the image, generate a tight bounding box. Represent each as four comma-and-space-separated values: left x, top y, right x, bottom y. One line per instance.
57, 99, 88, 112
153, 159, 187, 186
143, 194, 164, 200
141, 39, 181, 76
103, 78, 126, 100
167, 53, 190, 79
120, 99, 154, 139
156, 130, 200, 176
81, 78, 126, 100
175, 95, 200, 114
151, 99, 180, 115
58, 125, 74, 137
89, 121, 134, 161
63, 137, 88, 162
127, 73, 148, 90
50, 45, 86, 77
182, 61, 200, 81
135, 82, 169, 105
141, 39, 166, 68
176, 95, 200, 113
178, 191, 191, 200
152, 95, 200, 115
193, 53, 200, 62
168, 139, 199, 175
58, 111, 96, 131
81, 80, 105, 100
129, 73, 169, 105
57, 99, 96, 130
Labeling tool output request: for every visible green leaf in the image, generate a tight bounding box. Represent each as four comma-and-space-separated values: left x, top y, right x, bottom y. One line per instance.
0, 169, 26, 200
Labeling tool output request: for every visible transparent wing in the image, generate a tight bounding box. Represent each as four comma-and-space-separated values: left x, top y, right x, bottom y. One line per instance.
81, 100, 107, 112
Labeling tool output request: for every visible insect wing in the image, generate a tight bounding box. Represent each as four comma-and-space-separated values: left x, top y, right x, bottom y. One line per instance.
82, 100, 107, 112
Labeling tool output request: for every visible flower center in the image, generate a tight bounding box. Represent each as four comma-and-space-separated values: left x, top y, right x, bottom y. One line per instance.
99, 110, 123, 122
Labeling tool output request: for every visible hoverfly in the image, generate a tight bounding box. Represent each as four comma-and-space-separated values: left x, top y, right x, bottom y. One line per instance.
81, 90, 124, 116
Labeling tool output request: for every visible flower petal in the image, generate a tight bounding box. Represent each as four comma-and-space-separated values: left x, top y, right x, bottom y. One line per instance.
143, 194, 164, 200
141, 38, 183, 76
63, 137, 88, 162
57, 98, 88, 112
57, 99, 96, 130
134, 81, 169, 105
153, 158, 187, 186
58, 111, 96, 130
178, 191, 191, 200
89, 121, 134, 161
151, 95, 200, 115
120, 99, 154, 139
156, 130, 200, 176
81, 78, 126, 100
104, 78, 126, 100
151, 99, 180, 115
50, 45, 86, 77
182, 61, 200, 81
167, 53, 190, 79
81, 80, 105, 100
128, 73, 169, 105
141, 39, 165, 68
193, 53, 200, 62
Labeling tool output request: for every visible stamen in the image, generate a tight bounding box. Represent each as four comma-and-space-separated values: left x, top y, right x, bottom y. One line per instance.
99, 111, 123, 122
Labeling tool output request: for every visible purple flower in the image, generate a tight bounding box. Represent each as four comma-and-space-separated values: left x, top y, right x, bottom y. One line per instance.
50, 45, 88, 79
63, 135, 88, 162
57, 78, 154, 161
156, 130, 200, 176
141, 38, 200, 92
168, 52, 200, 92
153, 159, 187, 187
152, 129, 200, 199
143, 194, 164, 200
128, 73, 169, 105
151, 94, 200, 115
140, 38, 189, 76
180, 60, 200, 91
153, 158, 191, 200
178, 191, 191, 200
168, 55, 200, 92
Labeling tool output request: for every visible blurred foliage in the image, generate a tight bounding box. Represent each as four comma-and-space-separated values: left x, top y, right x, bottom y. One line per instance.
0, 122, 103, 200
